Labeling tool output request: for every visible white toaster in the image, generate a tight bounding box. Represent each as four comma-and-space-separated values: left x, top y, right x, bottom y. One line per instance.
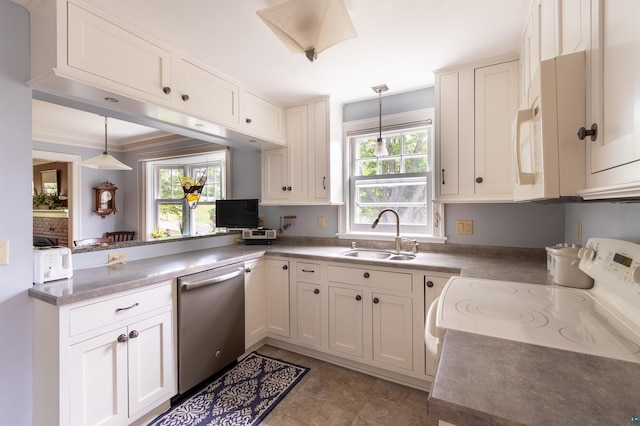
33, 246, 73, 285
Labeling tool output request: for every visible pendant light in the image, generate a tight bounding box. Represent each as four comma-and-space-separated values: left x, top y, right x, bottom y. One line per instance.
82, 116, 132, 171
257, 0, 357, 62
373, 84, 389, 156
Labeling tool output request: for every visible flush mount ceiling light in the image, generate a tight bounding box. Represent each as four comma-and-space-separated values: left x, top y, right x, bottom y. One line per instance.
373, 84, 389, 156
257, 0, 357, 62
81, 116, 132, 171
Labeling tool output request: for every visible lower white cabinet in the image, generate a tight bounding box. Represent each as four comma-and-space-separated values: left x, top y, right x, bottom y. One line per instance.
328, 285, 364, 357
33, 281, 176, 426
372, 292, 413, 370
297, 281, 323, 348
244, 257, 290, 348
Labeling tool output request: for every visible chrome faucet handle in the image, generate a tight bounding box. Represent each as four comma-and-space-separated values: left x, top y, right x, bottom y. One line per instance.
411, 240, 419, 254
351, 241, 357, 249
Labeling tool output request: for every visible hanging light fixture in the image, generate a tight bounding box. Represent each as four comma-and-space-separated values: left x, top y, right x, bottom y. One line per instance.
257, 0, 357, 62
372, 84, 389, 156
81, 116, 132, 171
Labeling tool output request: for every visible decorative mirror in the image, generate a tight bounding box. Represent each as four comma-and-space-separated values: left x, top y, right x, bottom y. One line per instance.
41, 169, 59, 195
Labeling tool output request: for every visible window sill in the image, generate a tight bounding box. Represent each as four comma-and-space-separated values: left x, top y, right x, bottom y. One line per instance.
336, 232, 446, 244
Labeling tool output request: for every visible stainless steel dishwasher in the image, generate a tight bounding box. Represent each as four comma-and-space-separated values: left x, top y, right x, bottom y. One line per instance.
177, 262, 245, 395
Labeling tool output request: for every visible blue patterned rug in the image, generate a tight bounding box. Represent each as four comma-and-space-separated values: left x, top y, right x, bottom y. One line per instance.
149, 352, 309, 426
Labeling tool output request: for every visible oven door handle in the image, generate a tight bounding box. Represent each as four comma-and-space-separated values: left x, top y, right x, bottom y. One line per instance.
425, 296, 443, 359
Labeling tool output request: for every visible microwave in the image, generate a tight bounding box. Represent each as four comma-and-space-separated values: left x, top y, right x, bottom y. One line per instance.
513, 51, 586, 201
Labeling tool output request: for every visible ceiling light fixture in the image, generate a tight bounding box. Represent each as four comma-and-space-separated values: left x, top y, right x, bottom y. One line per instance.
256, 0, 357, 62
81, 116, 132, 171
372, 84, 389, 157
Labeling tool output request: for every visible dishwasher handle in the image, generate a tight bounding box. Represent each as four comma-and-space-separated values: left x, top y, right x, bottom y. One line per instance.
181, 267, 245, 291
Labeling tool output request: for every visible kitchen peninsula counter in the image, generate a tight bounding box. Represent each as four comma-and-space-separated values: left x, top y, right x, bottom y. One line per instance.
428, 330, 640, 426
29, 240, 549, 306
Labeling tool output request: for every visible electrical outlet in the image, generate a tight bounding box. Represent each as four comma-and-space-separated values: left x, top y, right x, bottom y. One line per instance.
456, 220, 473, 235
0, 240, 8, 265
318, 216, 325, 228
108, 253, 126, 264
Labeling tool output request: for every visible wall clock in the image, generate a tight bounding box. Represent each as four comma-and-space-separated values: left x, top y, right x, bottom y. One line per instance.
94, 181, 117, 218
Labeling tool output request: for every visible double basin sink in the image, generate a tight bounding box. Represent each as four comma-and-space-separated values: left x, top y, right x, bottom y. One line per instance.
340, 249, 416, 261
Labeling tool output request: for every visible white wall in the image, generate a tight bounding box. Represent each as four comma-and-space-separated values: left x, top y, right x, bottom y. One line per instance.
0, 1, 33, 424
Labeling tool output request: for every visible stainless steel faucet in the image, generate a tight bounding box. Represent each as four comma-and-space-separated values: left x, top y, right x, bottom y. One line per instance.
371, 208, 418, 254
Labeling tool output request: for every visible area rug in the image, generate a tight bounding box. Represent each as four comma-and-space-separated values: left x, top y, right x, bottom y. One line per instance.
149, 352, 309, 426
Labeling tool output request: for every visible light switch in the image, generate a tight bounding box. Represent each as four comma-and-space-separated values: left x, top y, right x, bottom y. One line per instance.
0, 240, 8, 265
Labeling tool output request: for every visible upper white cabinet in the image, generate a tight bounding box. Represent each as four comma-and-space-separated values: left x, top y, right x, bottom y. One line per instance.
579, 0, 640, 199
240, 89, 285, 144
435, 58, 519, 202
28, 0, 284, 148
261, 96, 343, 205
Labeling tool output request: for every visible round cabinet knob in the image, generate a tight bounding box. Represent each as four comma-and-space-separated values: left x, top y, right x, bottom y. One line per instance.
117, 334, 128, 343
577, 123, 598, 141
282, 264, 288, 270
313, 288, 320, 295
363, 272, 370, 279
181, 94, 190, 101
631, 266, 640, 285
426, 280, 434, 288
282, 186, 287, 191
287, 186, 292, 191
246, 118, 252, 124
476, 177, 484, 183
355, 295, 362, 301
578, 247, 596, 261
373, 297, 380, 304
129, 330, 139, 339
162, 86, 171, 95
245, 268, 251, 273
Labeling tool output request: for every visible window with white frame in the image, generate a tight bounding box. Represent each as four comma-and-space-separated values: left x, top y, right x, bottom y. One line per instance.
343, 109, 442, 240
144, 150, 227, 238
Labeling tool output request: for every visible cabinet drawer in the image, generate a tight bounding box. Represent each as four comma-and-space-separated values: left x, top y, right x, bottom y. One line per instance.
297, 262, 320, 281
328, 266, 412, 292
69, 283, 173, 337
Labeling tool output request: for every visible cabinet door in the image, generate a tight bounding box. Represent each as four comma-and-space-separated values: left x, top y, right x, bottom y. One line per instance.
297, 282, 322, 347
558, 0, 590, 56
312, 99, 330, 200
588, 0, 640, 175
372, 293, 413, 371
245, 260, 267, 346
178, 59, 239, 126
242, 90, 284, 143
328, 286, 363, 358
67, 3, 171, 102
261, 148, 289, 201
474, 61, 519, 196
285, 104, 310, 201
69, 328, 128, 426
437, 71, 460, 196
265, 259, 290, 337
127, 311, 174, 418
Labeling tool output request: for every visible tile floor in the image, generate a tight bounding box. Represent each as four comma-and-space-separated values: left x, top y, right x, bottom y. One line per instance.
256, 345, 431, 426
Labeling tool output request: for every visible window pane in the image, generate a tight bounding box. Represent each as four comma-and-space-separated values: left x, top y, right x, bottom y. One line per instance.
194, 203, 216, 235
159, 168, 184, 199
356, 206, 428, 226
158, 203, 183, 236
354, 177, 427, 226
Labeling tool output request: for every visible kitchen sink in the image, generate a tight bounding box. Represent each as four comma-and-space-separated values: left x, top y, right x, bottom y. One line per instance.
340, 249, 415, 261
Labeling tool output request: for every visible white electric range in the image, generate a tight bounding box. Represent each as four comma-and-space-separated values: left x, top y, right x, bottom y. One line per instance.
426, 238, 640, 365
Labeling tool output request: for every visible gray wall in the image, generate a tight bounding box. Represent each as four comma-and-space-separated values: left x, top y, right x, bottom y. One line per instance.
565, 202, 640, 244
0, 1, 33, 423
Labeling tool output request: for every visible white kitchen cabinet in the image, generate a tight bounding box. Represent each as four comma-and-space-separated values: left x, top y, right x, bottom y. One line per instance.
328, 285, 364, 357
244, 258, 290, 344
297, 281, 323, 348
261, 96, 343, 205
265, 259, 291, 337
240, 89, 285, 144
33, 281, 176, 426
372, 292, 413, 370
579, 0, 640, 199
178, 58, 239, 127
435, 58, 519, 202
244, 259, 267, 347
538, 0, 590, 62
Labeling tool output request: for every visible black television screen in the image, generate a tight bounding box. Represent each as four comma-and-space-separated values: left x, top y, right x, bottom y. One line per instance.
215, 198, 259, 229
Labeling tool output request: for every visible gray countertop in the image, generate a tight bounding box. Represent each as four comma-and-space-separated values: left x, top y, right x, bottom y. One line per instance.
429, 330, 640, 426
28, 242, 550, 306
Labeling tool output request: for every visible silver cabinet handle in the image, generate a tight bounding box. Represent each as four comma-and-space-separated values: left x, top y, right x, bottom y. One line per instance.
129, 330, 139, 339
117, 334, 128, 343
115, 302, 139, 313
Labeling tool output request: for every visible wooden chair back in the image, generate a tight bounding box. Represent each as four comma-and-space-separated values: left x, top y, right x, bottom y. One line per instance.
105, 231, 135, 242
73, 237, 112, 247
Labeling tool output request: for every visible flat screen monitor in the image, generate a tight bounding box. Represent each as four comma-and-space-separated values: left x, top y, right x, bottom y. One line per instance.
215, 198, 259, 229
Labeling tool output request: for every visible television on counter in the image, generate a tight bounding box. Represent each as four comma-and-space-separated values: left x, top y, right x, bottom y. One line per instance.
215, 198, 259, 229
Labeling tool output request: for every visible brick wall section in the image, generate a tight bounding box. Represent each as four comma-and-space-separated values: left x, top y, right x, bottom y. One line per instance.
33, 217, 69, 247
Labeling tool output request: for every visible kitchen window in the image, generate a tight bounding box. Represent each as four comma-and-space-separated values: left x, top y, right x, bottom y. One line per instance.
340, 108, 444, 242
141, 148, 229, 238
